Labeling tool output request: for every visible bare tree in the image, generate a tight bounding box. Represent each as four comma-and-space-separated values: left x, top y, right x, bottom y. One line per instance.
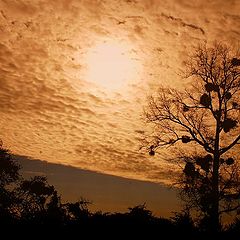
143, 43, 240, 232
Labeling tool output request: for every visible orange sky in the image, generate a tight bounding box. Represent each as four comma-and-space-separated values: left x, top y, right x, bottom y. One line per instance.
0, 0, 240, 185
18, 156, 180, 217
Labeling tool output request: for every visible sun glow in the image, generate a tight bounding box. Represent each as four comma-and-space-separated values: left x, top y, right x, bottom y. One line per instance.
85, 40, 140, 92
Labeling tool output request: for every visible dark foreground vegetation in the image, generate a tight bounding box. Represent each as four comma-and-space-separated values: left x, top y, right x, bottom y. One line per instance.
0, 144, 240, 239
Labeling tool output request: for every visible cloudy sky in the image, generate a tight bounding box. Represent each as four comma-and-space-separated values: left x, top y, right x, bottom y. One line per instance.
0, 0, 240, 187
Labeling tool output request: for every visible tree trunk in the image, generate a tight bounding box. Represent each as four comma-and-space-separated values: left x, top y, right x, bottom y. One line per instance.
211, 152, 220, 233
210, 118, 221, 233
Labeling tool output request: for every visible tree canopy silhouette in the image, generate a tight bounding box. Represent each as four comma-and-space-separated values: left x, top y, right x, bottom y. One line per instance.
143, 43, 240, 233
0, 143, 21, 223
1, 141, 240, 237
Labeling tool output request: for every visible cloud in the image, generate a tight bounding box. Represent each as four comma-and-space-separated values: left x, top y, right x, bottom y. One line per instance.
160, 13, 205, 35
0, 0, 239, 184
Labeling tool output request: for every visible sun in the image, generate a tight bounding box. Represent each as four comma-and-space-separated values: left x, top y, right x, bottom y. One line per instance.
85, 40, 140, 92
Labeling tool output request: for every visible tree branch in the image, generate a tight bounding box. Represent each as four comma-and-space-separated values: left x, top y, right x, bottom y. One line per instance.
220, 135, 240, 155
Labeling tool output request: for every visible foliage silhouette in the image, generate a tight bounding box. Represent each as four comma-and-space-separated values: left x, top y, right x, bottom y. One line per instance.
143, 42, 240, 233
17, 176, 60, 224
0, 142, 240, 238
0, 147, 20, 187
0, 145, 21, 224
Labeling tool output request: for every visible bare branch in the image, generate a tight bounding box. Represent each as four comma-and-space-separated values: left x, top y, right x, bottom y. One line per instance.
220, 135, 240, 155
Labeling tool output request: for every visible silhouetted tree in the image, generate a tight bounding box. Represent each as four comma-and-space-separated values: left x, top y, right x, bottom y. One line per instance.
171, 209, 196, 235
0, 148, 20, 187
44, 190, 66, 224
127, 203, 153, 223
143, 43, 240, 233
64, 198, 91, 224
16, 176, 59, 223
0, 143, 21, 223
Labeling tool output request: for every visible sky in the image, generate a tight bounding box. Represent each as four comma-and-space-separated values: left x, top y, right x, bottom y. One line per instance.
0, 0, 240, 214
17, 155, 180, 216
